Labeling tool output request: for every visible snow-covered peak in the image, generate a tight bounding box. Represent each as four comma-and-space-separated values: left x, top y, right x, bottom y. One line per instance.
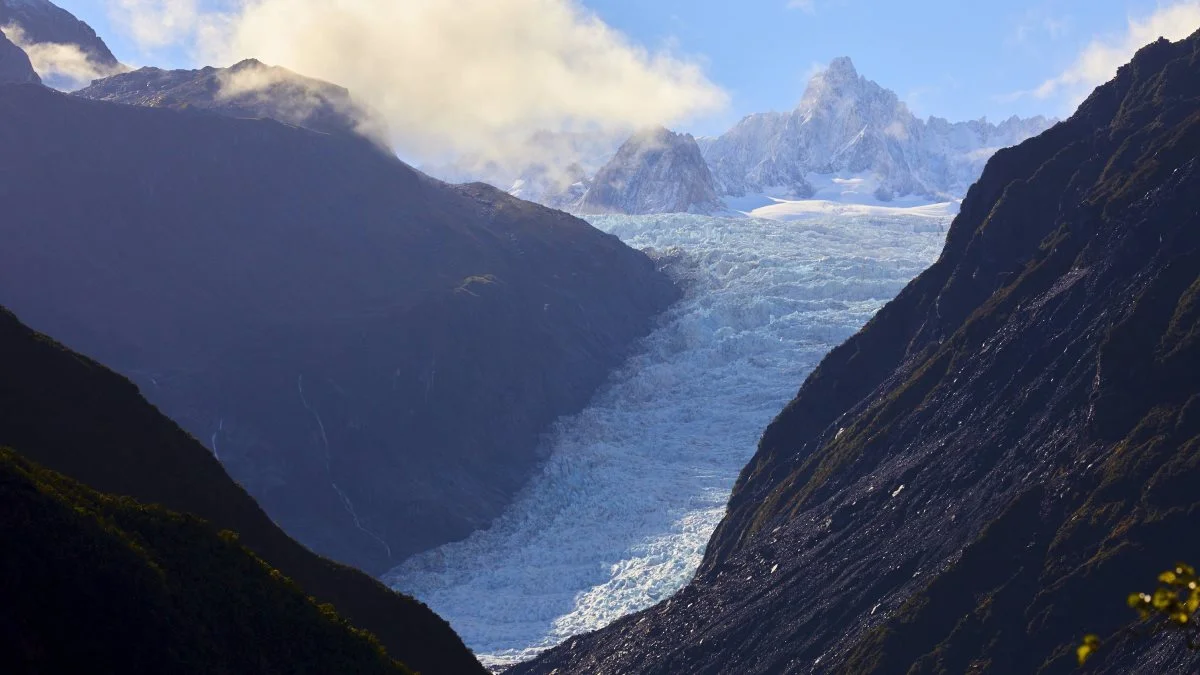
826, 55, 858, 78
798, 56, 906, 120
802, 56, 867, 101
702, 57, 1055, 201
429, 57, 1054, 216
577, 126, 722, 215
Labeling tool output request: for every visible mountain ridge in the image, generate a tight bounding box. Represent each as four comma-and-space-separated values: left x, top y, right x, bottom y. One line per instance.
511, 30, 1200, 675
0, 81, 679, 576
0, 303, 486, 674
0, 448, 414, 674
577, 126, 723, 215
700, 56, 1054, 202
0, 0, 120, 88
0, 26, 38, 84
75, 58, 386, 142
431, 57, 1052, 215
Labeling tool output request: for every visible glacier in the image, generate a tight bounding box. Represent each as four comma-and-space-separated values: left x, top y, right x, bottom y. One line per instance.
384, 211, 949, 667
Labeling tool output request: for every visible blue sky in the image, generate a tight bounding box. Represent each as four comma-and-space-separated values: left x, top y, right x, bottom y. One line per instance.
55, 1, 1200, 136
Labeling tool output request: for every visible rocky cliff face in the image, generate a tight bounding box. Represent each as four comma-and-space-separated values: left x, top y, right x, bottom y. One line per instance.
577, 127, 723, 215
0, 83, 679, 577
700, 57, 1053, 200
514, 31, 1200, 675
76, 58, 384, 142
0, 0, 120, 88
0, 27, 37, 84
0, 304, 485, 674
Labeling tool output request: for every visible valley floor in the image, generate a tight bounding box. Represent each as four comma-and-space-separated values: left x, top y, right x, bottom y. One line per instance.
385, 211, 948, 667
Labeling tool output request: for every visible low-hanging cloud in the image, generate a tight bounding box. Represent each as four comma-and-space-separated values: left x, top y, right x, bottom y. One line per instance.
2, 23, 125, 90
109, 0, 727, 168
1017, 1, 1200, 110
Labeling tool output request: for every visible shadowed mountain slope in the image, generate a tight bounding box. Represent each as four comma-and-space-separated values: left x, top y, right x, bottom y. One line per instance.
0, 82, 678, 576
0, 305, 486, 674
0, 0, 117, 68
0, 448, 413, 675
75, 58, 384, 141
0, 27, 36, 84
515, 30, 1200, 675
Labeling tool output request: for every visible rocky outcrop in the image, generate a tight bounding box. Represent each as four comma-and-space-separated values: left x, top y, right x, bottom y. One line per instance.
0, 26, 37, 84
76, 58, 385, 142
514, 31, 1200, 675
0, 0, 119, 88
0, 304, 485, 674
577, 126, 723, 215
699, 57, 1053, 200
0, 84, 678, 577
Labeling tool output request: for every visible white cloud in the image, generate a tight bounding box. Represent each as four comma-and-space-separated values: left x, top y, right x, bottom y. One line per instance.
105, 0, 728, 169
1010, 9, 1071, 46
107, 0, 206, 51
1017, 1, 1200, 109
1, 22, 125, 90
787, 0, 816, 12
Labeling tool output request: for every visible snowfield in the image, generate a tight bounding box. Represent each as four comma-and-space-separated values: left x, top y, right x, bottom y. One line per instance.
384, 212, 950, 668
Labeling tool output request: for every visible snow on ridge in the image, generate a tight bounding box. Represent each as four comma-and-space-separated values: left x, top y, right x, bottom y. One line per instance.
702, 57, 1055, 203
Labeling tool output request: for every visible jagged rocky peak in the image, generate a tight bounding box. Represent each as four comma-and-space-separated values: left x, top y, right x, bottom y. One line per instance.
702, 56, 1054, 201
75, 58, 387, 142
803, 56, 883, 104
578, 126, 723, 215
513, 29, 1200, 675
0, 26, 39, 84
800, 56, 908, 125
0, 0, 121, 89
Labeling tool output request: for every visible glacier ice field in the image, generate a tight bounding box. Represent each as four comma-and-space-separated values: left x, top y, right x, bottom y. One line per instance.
384, 211, 950, 667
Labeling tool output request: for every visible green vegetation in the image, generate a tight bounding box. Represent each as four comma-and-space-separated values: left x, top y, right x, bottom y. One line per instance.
710, 32, 1200, 675
0, 302, 487, 667
0, 447, 412, 674
1078, 562, 1200, 666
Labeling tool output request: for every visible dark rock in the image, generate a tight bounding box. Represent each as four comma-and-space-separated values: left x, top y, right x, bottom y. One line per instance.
0, 84, 679, 576
0, 305, 486, 674
0, 26, 37, 84
0, 0, 119, 87
76, 58, 386, 142
514, 29, 1200, 675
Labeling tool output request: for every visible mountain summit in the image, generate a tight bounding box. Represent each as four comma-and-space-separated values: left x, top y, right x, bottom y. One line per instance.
578, 126, 723, 215
513, 31, 1200, 675
701, 57, 1054, 201
76, 59, 386, 142
441, 57, 1054, 214
0, 0, 120, 88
